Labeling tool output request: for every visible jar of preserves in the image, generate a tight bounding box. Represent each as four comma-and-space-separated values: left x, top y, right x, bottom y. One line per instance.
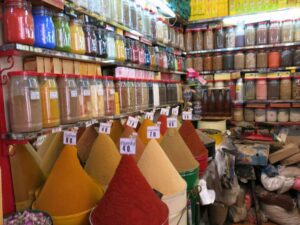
8, 71, 43, 132
256, 22, 268, 45
77, 76, 92, 120
255, 108, 266, 122
245, 78, 256, 100
294, 18, 300, 42
257, 51, 268, 68
107, 31, 116, 59
225, 26, 235, 48
290, 108, 300, 122
83, 24, 98, 56
245, 51, 256, 69
235, 23, 245, 47
70, 19, 86, 54
269, 21, 280, 44
213, 53, 223, 71
294, 47, 300, 66
103, 76, 116, 116
280, 77, 292, 100
90, 76, 105, 118
204, 28, 214, 50
281, 48, 293, 67
53, 13, 71, 52
203, 54, 213, 71
278, 108, 289, 122
32, 6, 56, 49
268, 50, 280, 68
256, 78, 267, 100
244, 108, 255, 122
214, 26, 225, 49
281, 19, 294, 43
234, 51, 245, 70
233, 104, 244, 121
245, 23, 256, 46
223, 52, 234, 70
193, 29, 203, 51
3, 1, 35, 45
193, 55, 203, 71
267, 78, 280, 100
267, 108, 277, 122
293, 76, 300, 99
115, 35, 125, 62
115, 78, 129, 114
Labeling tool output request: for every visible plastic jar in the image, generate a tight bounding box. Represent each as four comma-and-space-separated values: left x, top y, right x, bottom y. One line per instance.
256, 78, 267, 100
293, 76, 300, 99
141, 80, 149, 110
206, 80, 214, 88
193, 29, 203, 51
233, 104, 244, 122
234, 51, 245, 70
267, 108, 277, 122
268, 50, 280, 68
294, 47, 300, 66
245, 23, 256, 46
267, 78, 280, 100
245, 78, 256, 100
53, 13, 71, 52
129, 0, 137, 30
214, 80, 225, 88
139, 43, 145, 66
32, 6, 55, 49
124, 38, 132, 62
294, 18, 300, 42
193, 55, 203, 71
213, 53, 223, 71
214, 26, 225, 49
84, 24, 98, 56
159, 81, 167, 106
203, 54, 213, 71
122, 0, 130, 27
115, 78, 129, 114
257, 51, 268, 68
281, 48, 293, 67
70, 19, 86, 54
143, 8, 151, 38
256, 22, 268, 45
235, 23, 245, 47
8, 71, 42, 133
281, 19, 294, 43
134, 79, 142, 111
77, 76, 92, 120
229, 80, 236, 100
255, 108, 266, 122
136, 4, 143, 33
278, 108, 289, 122
280, 77, 292, 100
269, 21, 281, 44
236, 78, 244, 101
90, 76, 105, 118
115, 35, 125, 62
162, 21, 169, 45
147, 80, 154, 108
244, 108, 255, 122
3, 1, 35, 45
179, 28, 185, 50
225, 26, 235, 48
204, 28, 214, 50
126, 78, 135, 112
290, 108, 300, 122
153, 81, 160, 107
103, 76, 116, 116
107, 31, 116, 59
223, 52, 234, 70
245, 51, 256, 69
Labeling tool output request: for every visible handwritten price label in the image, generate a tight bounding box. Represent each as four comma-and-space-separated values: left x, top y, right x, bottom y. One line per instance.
145, 112, 154, 121
147, 126, 160, 139
63, 131, 77, 145
160, 108, 170, 116
172, 107, 179, 116
52, 127, 62, 133
126, 116, 139, 128
182, 111, 192, 120
120, 138, 136, 155
99, 123, 112, 134
167, 118, 177, 128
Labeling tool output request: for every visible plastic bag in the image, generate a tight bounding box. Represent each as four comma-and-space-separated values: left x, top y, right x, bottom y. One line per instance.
261, 173, 285, 191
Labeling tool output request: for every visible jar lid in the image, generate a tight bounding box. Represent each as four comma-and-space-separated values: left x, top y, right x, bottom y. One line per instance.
255, 106, 266, 109
245, 77, 256, 80
234, 104, 243, 108
255, 77, 267, 80
258, 21, 268, 24
102, 76, 114, 80
57, 74, 79, 78
282, 19, 293, 22
280, 76, 291, 80
38, 72, 57, 77
267, 77, 280, 80
8, 71, 40, 77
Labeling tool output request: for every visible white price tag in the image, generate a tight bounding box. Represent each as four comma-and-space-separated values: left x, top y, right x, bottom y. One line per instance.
98, 88, 104, 96
52, 127, 62, 133
147, 126, 160, 139
63, 131, 77, 145
120, 138, 136, 155
83, 89, 91, 96
145, 112, 154, 121
85, 121, 93, 127
160, 108, 170, 116
167, 118, 177, 128
30, 91, 40, 100
99, 122, 112, 134
50, 91, 58, 99
172, 107, 179, 116
36, 135, 47, 147
71, 90, 78, 97
182, 111, 192, 120
126, 116, 139, 128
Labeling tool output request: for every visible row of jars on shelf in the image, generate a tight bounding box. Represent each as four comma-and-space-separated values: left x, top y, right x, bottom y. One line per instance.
233, 106, 300, 123
186, 47, 300, 72
8, 71, 182, 133
186, 19, 300, 52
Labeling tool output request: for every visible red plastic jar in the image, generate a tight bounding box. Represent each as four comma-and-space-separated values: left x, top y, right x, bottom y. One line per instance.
268, 50, 280, 68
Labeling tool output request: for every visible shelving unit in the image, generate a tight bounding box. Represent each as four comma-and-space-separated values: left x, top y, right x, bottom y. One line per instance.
231, 120, 300, 127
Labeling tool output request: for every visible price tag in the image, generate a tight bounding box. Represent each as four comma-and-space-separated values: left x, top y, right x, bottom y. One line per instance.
160, 108, 170, 116
145, 112, 154, 121
83, 89, 91, 96
126, 116, 139, 128
110, 89, 115, 95
172, 107, 179, 116
98, 88, 104, 96
99, 122, 112, 134
167, 118, 177, 128
63, 131, 77, 145
120, 138, 136, 155
71, 90, 78, 97
85, 121, 93, 127
182, 111, 192, 120
50, 91, 58, 99
36, 135, 47, 147
30, 91, 40, 100
147, 126, 160, 139
52, 127, 62, 133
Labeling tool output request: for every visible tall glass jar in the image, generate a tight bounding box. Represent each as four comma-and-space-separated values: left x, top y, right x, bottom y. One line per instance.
223, 52, 234, 70
294, 47, 300, 66
268, 50, 280, 68
83, 24, 98, 56
143, 8, 151, 38
244, 108, 255, 122
204, 28, 214, 50
255, 108, 266, 122
134, 79, 143, 111
256, 78, 267, 100
122, 0, 130, 27
107, 31, 116, 59
90, 76, 105, 118
96, 27, 108, 58
245, 51, 256, 69
115, 0, 124, 24
127, 78, 135, 112
136, 4, 143, 33
280, 77, 292, 100
267, 78, 280, 100
257, 51, 268, 68
141, 80, 149, 110
77, 76, 92, 121
256, 22, 268, 45
103, 76, 116, 116
125, 38, 132, 62
244, 78, 256, 100
269, 21, 280, 44
245, 23, 255, 46
139, 43, 145, 65
193, 29, 203, 51
293, 76, 300, 99
278, 108, 289, 122
294, 18, 300, 42
115, 35, 125, 62
162, 21, 169, 45
147, 80, 154, 108
8, 71, 43, 133
185, 30, 193, 52
235, 23, 245, 47
193, 55, 203, 71
214, 26, 225, 49
129, 0, 137, 30
267, 108, 277, 122
159, 81, 167, 106
53, 13, 71, 52
213, 53, 223, 71
203, 54, 213, 71
102, 0, 111, 20
281, 48, 293, 67
225, 26, 235, 48
233, 104, 244, 122
156, 18, 164, 42
153, 81, 160, 107
281, 19, 294, 43
115, 78, 129, 113
70, 19, 86, 54
150, 10, 156, 40
234, 51, 245, 70
179, 28, 185, 50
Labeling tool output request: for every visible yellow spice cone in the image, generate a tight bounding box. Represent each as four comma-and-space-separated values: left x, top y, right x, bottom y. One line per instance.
109, 120, 124, 146
138, 119, 163, 145
37, 133, 56, 159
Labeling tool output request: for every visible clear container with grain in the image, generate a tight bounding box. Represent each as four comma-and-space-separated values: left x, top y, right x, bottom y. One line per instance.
213, 53, 223, 71
185, 56, 193, 70
129, 0, 137, 30
203, 54, 213, 71
127, 78, 135, 112
115, 78, 129, 114
281, 48, 293, 67
269, 21, 280, 44
293, 76, 300, 99
256, 22, 268, 45
225, 26, 235, 48
77, 76, 92, 121
204, 28, 213, 50
223, 52, 234, 70
103, 76, 116, 116
214, 26, 225, 49
193, 29, 203, 51
257, 51, 268, 68
244, 78, 256, 100
267, 78, 280, 100
8, 71, 43, 133
122, 0, 130, 27
134, 79, 142, 111
159, 81, 167, 106
90, 76, 105, 118
234, 51, 245, 70
267, 108, 277, 122
278, 108, 289, 122
268, 50, 280, 68
256, 78, 267, 100
294, 47, 300, 66
235, 23, 245, 47
281, 19, 294, 43
233, 104, 244, 122
255, 108, 266, 122
193, 55, 203, 71
136, 4, 144, 33
290, 108, 300, 122
245, 23, 256, 46
294, 18, 300, 42
245, 50, 256, 69
185, 30, 193, 52
141, 80, 149, 110
156, 18, 164, 43
244, 108, 255, 122
179, 28, 185, 50
280, 77, 292, 100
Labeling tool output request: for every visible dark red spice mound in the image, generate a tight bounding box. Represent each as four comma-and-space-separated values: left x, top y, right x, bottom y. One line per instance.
157, 115, 168, 135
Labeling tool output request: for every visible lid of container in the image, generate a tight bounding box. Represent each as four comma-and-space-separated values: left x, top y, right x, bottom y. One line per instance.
8, 71, 40, 77
38, 72, 57, 77
282, 19, 293, 22
102, 76, 114, 80
258, 21, 268, 24
32, 6, 51, 15
267, 77, 280, 80
255, 105, 266, 109
234, 104, 243, 108
245, 77, 256, 80
255, 77, 267, 80
270, 20, 280, 23
280, 76, 291, 80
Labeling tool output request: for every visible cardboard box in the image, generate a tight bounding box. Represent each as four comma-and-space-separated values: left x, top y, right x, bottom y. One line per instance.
281, 152, 300, 165
62, 60, 74, 74
87, 63, 97, 76
43, 57, 52, 73
236, 144, 269, 166
80, 62, 88, 75
51, 58, 62, 74
23, 57, 44, 72
269, 143, 300, 164
74, 61, 80, 75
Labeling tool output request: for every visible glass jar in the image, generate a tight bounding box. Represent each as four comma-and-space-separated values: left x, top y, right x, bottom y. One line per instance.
8, 71, 42, 132
132, 40, 139, 64
115, 0, 123, 24
267, 78, 280, 100
141, 80, 149, 110
129, 0, 137, 30
214, 26, 225, 49
280, 77, 292, 100
215, 80, 225, 88
281, 48, 293, 67
225, 26, 235, 48
266, 108, 277, 122
102, 0, 111, 20
139, 43, 145, 65
134, 79, 142, 111
290, 108, 300, 122
153, 81, 160, 107
223, 52, 234, 70
159, 81, 167, 106
90, 76, 105, 118
107, 31, 116, 59
213, 53, 223, 71
185, 30, 193, 52
127, 78, 135, 112
156, 18, 164, 42
70, 19, 86, 54
145, 45, 151, 67
136, 4, 143, 33
204, 28, 214, 50
229, 80, 236, 100
38, 73, 60, 128
179, 29, 185, 50
295, 18, 300, 42
77, 0, 88, 8
245, 23, 256, 46
57, 74, 80, 124
281, 19, 294, 43
122, 0, 130, 27
77, 76, 92, 120
234, 51, 245, 70
278, 108, 289, 122
245, 78, 256, 100
3, 1, 35, 45
150, 11, 156, 40
115, 78, 129, 114
269, 21, 280, 44
233, 104, 244, 122
245, 51, 256, 69
93, 0, 101, 15
162, 21, 169, 45
53, 13, 71, 52
294, 47, 300, 66
268, 50, 280, 68
235, 23, 245, 47
115, 35, 125, 62
193, 29, 203, 51
255, 108, 266, 122
207, 80, 214, 88
293, 76, 300, 99
125, 38, 132, 62
257, 51, 268, 68
203, 55, 213, 71
143, 8, 151, 38
244, 108, 255, 122
256, 78, 267, 100
96, 27, 107, 58
185, 56, 193, 69
147, 80, 154, 108
256, 22, 268, 45
103, 76, 116, 116
32, 6, 56, 49
83, 24, 98, 56
193, 55, 203, 71
236, 78, 244, 101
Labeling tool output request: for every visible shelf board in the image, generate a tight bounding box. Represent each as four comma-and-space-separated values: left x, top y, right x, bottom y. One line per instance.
233, 100, 300, 104
232, 120, 300, 127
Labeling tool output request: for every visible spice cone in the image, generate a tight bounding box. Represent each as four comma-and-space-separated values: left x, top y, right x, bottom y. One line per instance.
138, 119, 163, 145
85, 134, 121, 188
157, 115, 168, 135
77, 126, 98, 163
37, 133, 56, 159
109, 120, 124, 146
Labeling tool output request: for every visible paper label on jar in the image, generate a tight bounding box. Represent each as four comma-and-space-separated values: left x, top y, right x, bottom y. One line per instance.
167, 117, 177, 128
50, 91, 58, 99
71, 90, 78, 97
83, 89, 91, 96
120, 138, 136, 155
63, 131, 77, 145
147, 126, 160, 139
98, 88, 104, 96
30, 91, 40, 100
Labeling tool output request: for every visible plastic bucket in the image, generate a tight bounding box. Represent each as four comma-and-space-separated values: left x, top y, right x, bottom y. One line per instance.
180, 167, 199, 191
195, 154, 208, 177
